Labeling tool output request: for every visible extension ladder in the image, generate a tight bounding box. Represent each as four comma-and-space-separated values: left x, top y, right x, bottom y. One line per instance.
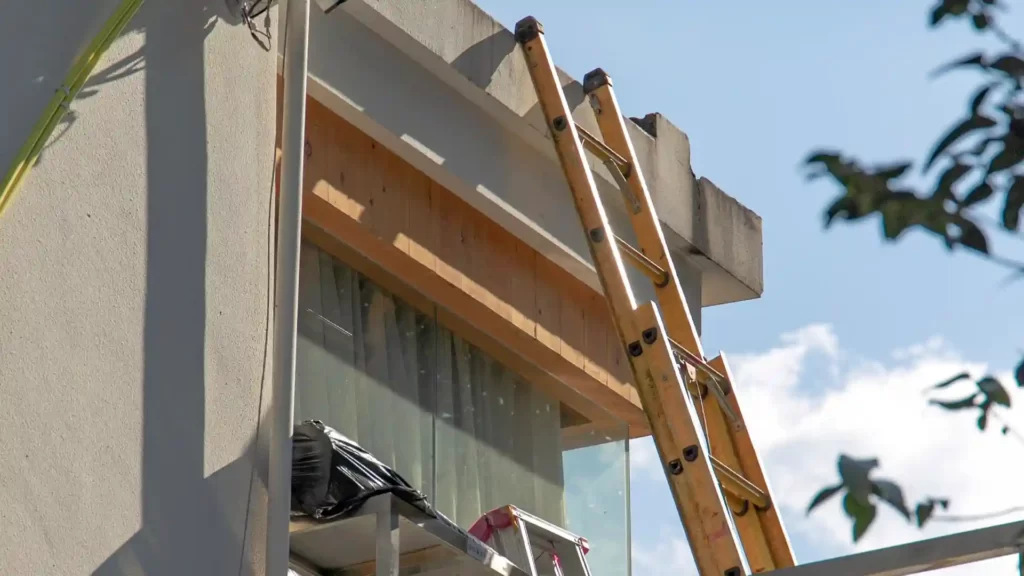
470, 505, 593, 576
513, 16, 796, 576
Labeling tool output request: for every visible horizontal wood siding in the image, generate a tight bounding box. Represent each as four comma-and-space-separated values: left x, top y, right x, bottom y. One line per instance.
291, 93, 645, 432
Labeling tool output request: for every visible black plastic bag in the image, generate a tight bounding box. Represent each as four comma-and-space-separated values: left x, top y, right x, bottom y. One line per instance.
290, 420, 428, 521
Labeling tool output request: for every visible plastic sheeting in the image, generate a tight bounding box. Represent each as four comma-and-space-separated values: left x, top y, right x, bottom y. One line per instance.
290, 420, 433, 522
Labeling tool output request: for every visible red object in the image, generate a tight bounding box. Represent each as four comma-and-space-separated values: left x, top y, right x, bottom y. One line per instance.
468, 506, 515, 543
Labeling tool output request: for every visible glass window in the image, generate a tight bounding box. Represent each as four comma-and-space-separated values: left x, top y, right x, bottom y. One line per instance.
295, 240, 630, 574
296, 241, 437, 500
563, 424, 631, 576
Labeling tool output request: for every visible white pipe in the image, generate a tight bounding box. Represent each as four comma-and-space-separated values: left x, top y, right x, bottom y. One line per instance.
267, 0, 309, 574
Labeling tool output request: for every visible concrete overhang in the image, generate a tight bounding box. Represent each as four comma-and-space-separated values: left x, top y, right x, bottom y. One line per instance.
279, 0, 763, 306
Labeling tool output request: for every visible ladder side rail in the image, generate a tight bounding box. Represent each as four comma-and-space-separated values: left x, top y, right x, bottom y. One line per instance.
581, 70, 704, 359
514, 17, 748, 576
698, 384, 777, 572
710, 355, 796, 567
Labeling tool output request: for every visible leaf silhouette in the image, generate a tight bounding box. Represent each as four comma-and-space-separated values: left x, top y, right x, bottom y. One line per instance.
931, 52, 985, 77
1003, 177, 1024, 231
977, 376, 1010, 407
925, 114, 996, 170
929, 394, 979, 410
933, 372, 971, 389
844, 493, 877, 542
872, 480, 912, 520
962, 182, 993, 207
807, 484, 844, 514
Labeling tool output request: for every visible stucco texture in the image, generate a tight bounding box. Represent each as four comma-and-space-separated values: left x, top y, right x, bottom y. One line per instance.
0, 1, 277, 574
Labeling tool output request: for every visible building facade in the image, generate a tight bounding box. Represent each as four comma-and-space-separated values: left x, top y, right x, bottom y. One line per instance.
0, 1, 763, 574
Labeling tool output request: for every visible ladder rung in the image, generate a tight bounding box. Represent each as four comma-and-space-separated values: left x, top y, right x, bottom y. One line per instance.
613, 234, 669, 287
576, 123, 631, 176
669, 337, 741, 427
576, 123, 641, 214
711, 456, 770, 510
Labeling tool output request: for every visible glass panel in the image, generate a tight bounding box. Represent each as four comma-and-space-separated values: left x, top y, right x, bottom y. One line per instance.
562, 423, 631, 576
433, 326, 565, 528
295, 240, 437, 501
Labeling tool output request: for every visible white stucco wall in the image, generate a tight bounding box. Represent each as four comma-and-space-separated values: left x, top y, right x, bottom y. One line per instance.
0, 1, 277, 574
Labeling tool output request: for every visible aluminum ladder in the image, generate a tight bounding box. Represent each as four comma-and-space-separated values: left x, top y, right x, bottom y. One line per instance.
513, 16, 796, 576
471, 505, 593, 576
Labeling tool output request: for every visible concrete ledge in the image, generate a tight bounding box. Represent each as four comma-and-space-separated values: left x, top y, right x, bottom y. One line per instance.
293, 0, 763, 306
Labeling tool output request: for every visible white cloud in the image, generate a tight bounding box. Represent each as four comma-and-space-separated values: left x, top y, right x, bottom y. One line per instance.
630, 324, 1024, 576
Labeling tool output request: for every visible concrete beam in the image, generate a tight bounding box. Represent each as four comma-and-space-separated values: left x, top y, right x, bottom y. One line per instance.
293, 0, 762, 307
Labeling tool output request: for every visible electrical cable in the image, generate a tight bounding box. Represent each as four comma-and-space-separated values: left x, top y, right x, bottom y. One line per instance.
240, 0, 274, 51
0, 0, 145, 222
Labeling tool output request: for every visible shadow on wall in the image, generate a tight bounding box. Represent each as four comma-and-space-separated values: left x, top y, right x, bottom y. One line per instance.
0, 0, 274, 574
450, 27, 585, 126
4, 0, 273, 165
94, 2, 276, 575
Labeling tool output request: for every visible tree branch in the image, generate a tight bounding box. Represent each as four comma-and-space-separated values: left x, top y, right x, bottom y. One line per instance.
931, 504, 1024, 523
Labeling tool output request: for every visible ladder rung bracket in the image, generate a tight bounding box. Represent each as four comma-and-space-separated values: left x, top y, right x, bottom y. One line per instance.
603, 158, 641, 215
669, 338, 741, 427
613, 234, 669, 287
711, 456, 769, 510
576, 123, 641, 215
575, 123, 630, 176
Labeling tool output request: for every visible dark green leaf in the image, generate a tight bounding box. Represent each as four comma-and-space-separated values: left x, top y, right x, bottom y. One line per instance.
872, 480, 911, 520
931, 52, 985, 77
916, 497, 950, 527
956, 219, 989, 253
962, 181, 993, 207
1011, 118, 1024, 140
807, 484, 844, 514
969, 84, 996, 114
805, 151, 856, 183
838, 455, 878, 501
930, 0, 970, 25
805, 151, 843, 169
1003, 426, 1011, 435
916, 501, 936, 527
972, 12, 989, 29
935, 162, 971, 197
1015, 357, 1024, 388
844, 493, 877, 542
929, 394, 979, 410
933, 371, 971, 389
875, 162, 913, 181
990, 56, 1024, 79
925, 115, 997, 170
977, 376, 1011, 407
824, 196, 862, 226
1002, 177, 1024, 231
880, 193, 918, 239
988, 140, 1023, 174
978, 410, 989, 430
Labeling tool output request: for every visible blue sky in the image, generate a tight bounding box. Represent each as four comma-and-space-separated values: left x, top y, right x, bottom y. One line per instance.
471, 1, 1024, 574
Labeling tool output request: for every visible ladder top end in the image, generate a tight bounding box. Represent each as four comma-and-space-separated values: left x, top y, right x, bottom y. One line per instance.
514, 16, 544, 43
582, 68, 612, 94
